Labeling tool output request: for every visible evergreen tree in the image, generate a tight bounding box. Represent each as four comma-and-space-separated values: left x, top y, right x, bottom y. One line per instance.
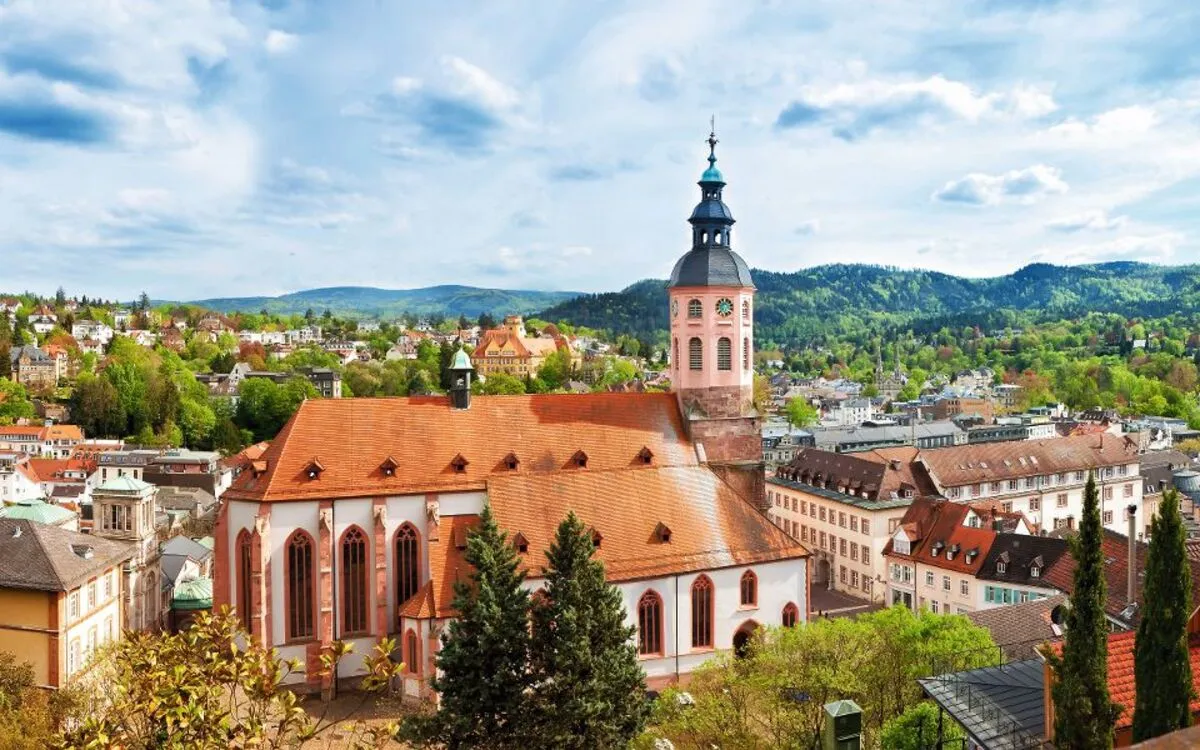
1049, 472, 1121, 748
1133, 489, 1194, 741
529, 512, 649, 748
404, 504, 533, 749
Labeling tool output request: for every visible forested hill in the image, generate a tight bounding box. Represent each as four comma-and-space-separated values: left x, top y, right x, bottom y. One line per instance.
189, 285, 580, 318
538, 262, 1200, 347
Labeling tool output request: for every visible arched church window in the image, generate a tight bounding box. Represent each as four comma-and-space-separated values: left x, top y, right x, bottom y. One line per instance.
687, 299, 702, 319
405, 629, 420, 674
395, 523, 420, 609
740, 570, 758, 607
237, 530, 253, 634
637, 590, 663, 656
689, 338, 703, 371
782, 602, 799, 628
341, 526, 369, 635
717, 337, 732, 371
285, 530, 315, 640
691, 575, 714, 649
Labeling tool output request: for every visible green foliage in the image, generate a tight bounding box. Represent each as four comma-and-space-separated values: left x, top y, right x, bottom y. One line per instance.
189, 286, 579, 320
480, 372, 526, 395
235, 376, 318, 442
1133, 489, 1195, 741
642, 606, 996, 749
57, 608, 402, 749
0, 651, 77, 750
404, 504, 533, 749
593, 357, 638, 390
529, 513, 649, 748
785, 397, 818, 427
1048, 473, 1121, 749
0, 379, 36, 422
536, 347, 574, 391
880, 701, 966, 750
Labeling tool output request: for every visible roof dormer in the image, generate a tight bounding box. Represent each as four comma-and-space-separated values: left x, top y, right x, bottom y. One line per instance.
304, 458, 325, 481
512, 532, 529, 554
591, 528, 603, 548
571, 450, 588, 469
380, 456, 399, 477
637, 447, 654, 465
503, 452, 520, 471
653, 522, 672, 543
450, 454, 469, 473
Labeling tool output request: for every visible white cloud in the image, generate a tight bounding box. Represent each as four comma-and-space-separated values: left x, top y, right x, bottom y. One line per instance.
1037, 232, 1184, 265
933, 165, 1068, 206
440, 55, 519, 110
390, 76, 422, 95
265, 30, 299, 55
1046, 209, 1128, 232
1045, 105, 1158, 142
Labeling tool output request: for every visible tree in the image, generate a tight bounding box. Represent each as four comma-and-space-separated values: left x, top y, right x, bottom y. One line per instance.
1048, 472, 1121, 748
785, 396, 818, 428
0, 314, 11, 380
1133, 489, 1195, 741
529, 513, 649, 748
537, 348, 573, 391
880, 702, 965, 750
0, 379, 36, 422
404, 505, 533, 749
480, 372, 526, 395
0, 650, 77, 749
477, 312, 497, 330
59, 609, 401, 749
71, 375, 126, 437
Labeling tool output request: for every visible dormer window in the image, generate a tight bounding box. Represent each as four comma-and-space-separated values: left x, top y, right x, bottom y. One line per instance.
450, 454, 469, 473
503, 452, 519, 471
512, 532, 529, 554
305, 459, 325, 480
453, 525, 468, 550
1031, 566, 1040, 578
571, 450, 588, 469
592, 529, 603, 548
996, 562, 1007, 574
654, 522, 672, 543
380, 456, 399, 477
637, 447, 654, 465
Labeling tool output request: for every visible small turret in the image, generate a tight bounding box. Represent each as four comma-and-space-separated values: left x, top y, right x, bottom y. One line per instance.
449, 348, 473, 409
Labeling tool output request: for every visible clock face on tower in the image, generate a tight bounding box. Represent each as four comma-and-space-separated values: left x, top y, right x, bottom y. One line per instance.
671, 299, 679, 318
715, 298, 734, 317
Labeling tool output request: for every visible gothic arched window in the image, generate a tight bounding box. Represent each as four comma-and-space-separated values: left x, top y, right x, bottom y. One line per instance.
237, 530, 253, 634
395, 523, 420, 609
405, 629, 420, 674
341, 526, 369, 635
689, 338, 703, 371
740, 570, 758, 607
782, 602, 800, 627
687, 299, 702, 319
285, 530, 316, 640
691, 575, 714, 649
638, 590, 663, 656
717, 337, 732, 371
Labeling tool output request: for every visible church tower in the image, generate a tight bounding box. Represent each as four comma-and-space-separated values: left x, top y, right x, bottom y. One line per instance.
669, 129, 763, 496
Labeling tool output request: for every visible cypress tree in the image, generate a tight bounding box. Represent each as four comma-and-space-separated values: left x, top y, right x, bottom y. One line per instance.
403, 504, 533, 749
529, 512, 650, 748
1133, 489, 1194, 741
1049, 472, 1121, 748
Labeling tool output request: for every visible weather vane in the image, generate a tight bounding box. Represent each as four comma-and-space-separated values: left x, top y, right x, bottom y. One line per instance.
707, 114, 718, 156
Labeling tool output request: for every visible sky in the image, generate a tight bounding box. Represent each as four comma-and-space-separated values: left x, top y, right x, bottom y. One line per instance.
2, 0, 1200, 300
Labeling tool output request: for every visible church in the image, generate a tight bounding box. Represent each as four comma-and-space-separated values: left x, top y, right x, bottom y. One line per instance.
214, 133, 810, 697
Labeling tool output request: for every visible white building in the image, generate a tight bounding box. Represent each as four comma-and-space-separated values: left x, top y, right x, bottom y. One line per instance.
71, 320, 114, 347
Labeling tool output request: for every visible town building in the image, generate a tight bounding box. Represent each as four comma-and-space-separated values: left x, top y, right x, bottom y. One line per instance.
471, 316, 572, 380
0, 423, 84, 459
29, 305, 57, 336
70, 320, 114, 348
932, 395, 994, 423
215, 133, 805, 698
768, 446, 934, 601
91, 477, 163, 631
811, 420, 966, 453
243, 367, 342, 399
9, 345, 59, 390
918, 433, 1143, 535
0, 519, 132, 688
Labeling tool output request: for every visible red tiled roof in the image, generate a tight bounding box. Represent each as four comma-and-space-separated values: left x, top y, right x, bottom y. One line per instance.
225, 393, 698, 502
486, 465, 809, 582
921, 433, 1138, 487
401, 515, 479, 619
779, 445, 936, 500
883, 498, 998, 575
1051, 632, 1200, 730
24, 458, 90, 482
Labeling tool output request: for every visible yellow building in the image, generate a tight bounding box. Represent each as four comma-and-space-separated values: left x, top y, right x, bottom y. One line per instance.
470, 316, 571, 379
0, 519, 132, 688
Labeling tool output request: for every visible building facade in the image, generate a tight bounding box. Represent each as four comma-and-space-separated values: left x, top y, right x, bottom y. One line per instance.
91, 477, 163, 631
470, 316, 572, 380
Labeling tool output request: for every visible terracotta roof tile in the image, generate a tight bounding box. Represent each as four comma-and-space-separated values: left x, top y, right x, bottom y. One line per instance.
225, 393, 698, 502
921, 433, 1138, 487
486, 465, 809, 582
965, 593, 1068, 660
883, 498, 997, 575
420, 515, 478, 618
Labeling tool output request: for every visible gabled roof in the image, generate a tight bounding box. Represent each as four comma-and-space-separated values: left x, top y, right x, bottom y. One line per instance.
486, 465, 808, 582
225, 393, 698, 502
965, 594, 1068, 661
921, 433, 1138, 487
777, 445, 935, 502
883, 498, 998, 575
0, 519, 133, 592
977, 534, 1069, 585
399, 515, 478, 619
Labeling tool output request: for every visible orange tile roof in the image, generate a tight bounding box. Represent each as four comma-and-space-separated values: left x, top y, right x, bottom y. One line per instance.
225, 393, 698, 502
884, 498, 998, 575
1050, 632, 1200, 730
45, 425, 83, 441
486, 465, 809, 582
401, 515, 479, 619
921, 433, 1138, 487
25, 458, 90, 482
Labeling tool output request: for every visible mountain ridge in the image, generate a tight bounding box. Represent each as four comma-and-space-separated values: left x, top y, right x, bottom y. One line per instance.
183, 285, 583, 318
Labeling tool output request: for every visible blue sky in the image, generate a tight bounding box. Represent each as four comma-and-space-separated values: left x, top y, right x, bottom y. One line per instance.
2, 0, 1200, 300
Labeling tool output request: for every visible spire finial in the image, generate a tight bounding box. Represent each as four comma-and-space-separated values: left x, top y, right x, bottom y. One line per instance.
706, 116, 718, 164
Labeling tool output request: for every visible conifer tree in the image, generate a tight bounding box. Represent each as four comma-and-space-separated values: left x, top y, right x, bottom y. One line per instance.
529, 512, 650, 748
403, 504, 533, 749
1133, 489, 1194, 741
1049, 472, 1121, 748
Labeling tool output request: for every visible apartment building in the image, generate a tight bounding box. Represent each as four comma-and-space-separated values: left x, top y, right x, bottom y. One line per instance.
919, 433, 1142, 536
767, 446, 932, 601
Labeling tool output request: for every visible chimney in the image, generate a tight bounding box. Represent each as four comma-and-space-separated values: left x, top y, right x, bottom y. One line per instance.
1127, 504, 1138, 606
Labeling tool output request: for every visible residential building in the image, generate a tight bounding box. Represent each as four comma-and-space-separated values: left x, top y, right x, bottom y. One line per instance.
70, 320, 114, 347
974, 533, 1070, 609
933, 395, 994, 423
0, 519, 133, 688
768, 446, 933, 600
992, 383, 1022, 411
471, 315, 571, 379
812, 420, 966, 453
10, 345, 59, 390
215, 137, 806, 698
824, 397, 872, 427
0, 297, 19, 320
243, 367, 342, 399
113, 309, 132, 329
0, 454, 41, 504
29, 305, 57, 336
91, 477, 163, 631
918, 433, 1143, 535
0, 423, 84, 458
0, 498, 79, 530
